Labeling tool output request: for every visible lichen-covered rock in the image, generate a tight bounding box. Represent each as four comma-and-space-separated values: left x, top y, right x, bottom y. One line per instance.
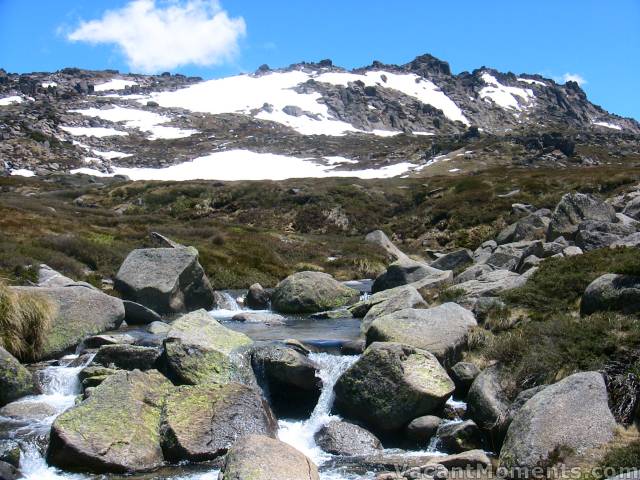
450, 362, 481, 395
436, 419, 483, 453
547, 192, 617, 241
314, 420, 382, 456
93, 344, 161, 371
466, 365, 511, 440
271, 271, 359, 314
365, 304, 477, 366
405, 415, 442, 443
47, 370, 171, 473
114, 247, 215, 315
499, 372, 616, 472
221, 434, 320, 480
581, 274, 640, 316
0, 346, 37, 407
430, 249, 474, 271
449, 270, 526, 303
245, 283, 271, 310
334, 342, 454, 433
11, 285, 125, 361
359, 285, 427, 333
160, 383, 277, 462
372, 259, 451, 293
123, 300, 162, 325
164, 309, 253, 385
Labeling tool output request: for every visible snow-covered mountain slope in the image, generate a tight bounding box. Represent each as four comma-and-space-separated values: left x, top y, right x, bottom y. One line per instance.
0, 54, 638, 181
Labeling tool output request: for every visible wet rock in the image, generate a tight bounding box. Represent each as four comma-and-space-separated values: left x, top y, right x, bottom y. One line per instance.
272, 271, 359, 314
163, 309, 253, 386
372, 258, 451, 293
581, 274, 640, 316
0, 399, 58, 420
245, 283, 271, 310
0, 440, 20, 468
365, 303, 477, 366
310, 308, 353, 319
466, 365, 511, 444
123, 300, 162, 325
430, 249, 473, 271
0, 347, 37, 407
334, 342, 454, 433
314, 420, 382, 456
48, 370, 171, 473
160, 383, 277, 462
0, 460, 20, 480
450, 362, 481, 395
114, 247, 215, 315
147, 321, 171, 335
500, 372, 616, 472
231, 312, 286, 325
220, 434, 320, 480
82, 333, 136, 349
405, 415, 442, 443
93, 344, 161, 371
547, 192, 617, 241
436, 419, 483, 453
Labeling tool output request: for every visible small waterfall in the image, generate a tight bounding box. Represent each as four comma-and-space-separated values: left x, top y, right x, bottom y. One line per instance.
277, 353, 358, 465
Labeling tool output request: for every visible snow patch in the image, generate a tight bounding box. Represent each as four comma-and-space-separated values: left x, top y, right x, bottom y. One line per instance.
593, 121, 622, 131
42, 81, 58, 88
480, 73, 534, 111
0, 96, 24, 106
93, 79, 139, 92
10, 168, 35, 177
517, 77, 546, 86
61, 126, 128, 138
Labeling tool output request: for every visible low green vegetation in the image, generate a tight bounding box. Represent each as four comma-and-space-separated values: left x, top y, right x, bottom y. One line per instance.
599, 440, 640, 476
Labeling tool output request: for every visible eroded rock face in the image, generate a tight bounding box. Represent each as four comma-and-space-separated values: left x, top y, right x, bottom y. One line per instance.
547, 192, 617, 241
334, 342, 454, 433
47, 370, 171, 473
581, 274, 640, 316
314, 420, 382, 456
163, 309, 254, 386
499, 372, 616, 472
0, 347, 37, 407
271, 271, 359, 314
114, 248, 214, 315
220, 434, 320, 480
160, 383, 277, 462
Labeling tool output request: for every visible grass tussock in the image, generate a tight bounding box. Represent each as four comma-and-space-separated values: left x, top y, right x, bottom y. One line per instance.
0, 282, 56, 361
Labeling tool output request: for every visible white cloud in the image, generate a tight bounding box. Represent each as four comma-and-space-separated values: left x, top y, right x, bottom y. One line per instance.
67, 0, 246, 73
562, 73, 587, 86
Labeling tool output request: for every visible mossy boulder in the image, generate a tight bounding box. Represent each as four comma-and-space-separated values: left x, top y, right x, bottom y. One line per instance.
11, 285, 125, 361
271, 271, 359, 314
334, 342, 454, 433
0, 346, 37, 407
356, 285, 428, 333
114, 247, 215, 315
160, 383, 277, 462
47, 369, 172, 473
220, 434, 320, 480
163, 309, 253, 386
314, 420, 382, 456
365, 303, 477, 366
581, 274, 640, 316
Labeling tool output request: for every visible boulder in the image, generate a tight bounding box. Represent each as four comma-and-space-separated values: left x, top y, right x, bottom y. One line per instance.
436, 420, 483, 453
454, 264, 494, 284
581, 274, 640, 316
466, 365, 511, 441
365, 230, 409, 262
450, 270, 526, 302
350, 284, 425, 317
334, 342, 454, 433
0, 399, 58, 420
123, 300, 162, 325
496, 211, 550, 245
11, 285, 125, 361
0, 461, 19, 480
485, 251, 521, 271
430, 249, 473, 271
359, 285, 427, 333
575, 220, 636, 252
231, 312, 285, 325
245, 283, 271, 310
220, 434, 320, 480
373, 259, 451, 293
147, 321, 171, 335
114, 248, 215, 315
365, 304, 477, 366
521, 240, 565, 259
0, 347, 37, 407
82, 333, 135, 349
37, 264, 76, 287
48, 370, 171, 473
314, 420, 382, 456
405, 415, 442, 443
547, 192, 617, 241
611, 232, 640, 248
499, 372, 616, 472
160, 383, 277, 462
310, 308, 353, 319
163, 309, 253, 386
622, 196, 640, 220
517, 255, 542, 274
93, 344, 161, 371
450, 362, 481, 395
563, 246, 584, 256
271, 271, 358, 314
0, 440, 20, 468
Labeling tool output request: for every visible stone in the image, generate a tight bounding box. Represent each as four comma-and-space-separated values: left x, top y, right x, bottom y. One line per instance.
37, 264, 76, 287
93, 344, 161, 371
517, 255, 542, 274
114, 248, 215, 315
160, 383, 277, 462
430, 249, 473, 271
466, 365, 511, 441
450, 270, 526, 301
454, 264, 495, 284
231, 312, 286, 325
220, 434, 320, 480
314, 420, 382, 456
499, 372, 616, 472
575, 220, 636, 251
547, 192, 617, 241
581, 274, 640, 316
147, 321, 171, 335
0, 460, 19, 480
365, 230, 409, 262
245, 283, 271, 310
563, 246, 583, 256
163, 309, 254, 386
309, 308, 353, 319
48, 370, 171, 473
271, 271, 359, 314
450, 362, 481, 395
82, 333, 135, 349
0, 440, 20, 468
622, 196, 640, 220
436, 420, 483, 453
0, 399, 58, 420
496, 212, 550, 245
334, 342, 455, 433
123, 300, 162, 325
11, 285, 125, 361
365, 304, 477, 366
359, 285, 427, 333
373, 259, 451, 293
405, 415, 442, 443
0, 347, 37, 407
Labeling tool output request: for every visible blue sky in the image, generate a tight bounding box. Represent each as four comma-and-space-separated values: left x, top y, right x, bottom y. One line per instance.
1, 0, 639, 120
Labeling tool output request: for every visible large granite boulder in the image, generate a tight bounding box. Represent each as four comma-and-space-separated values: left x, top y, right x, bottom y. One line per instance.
466, 365, 511, 441
0, 347, 37, 407
245, 283, 271, 310
160, 383, 277, 462
163, 310, 253, 386
575, 220, 636, 251
372, 258, 451, 293
314, 420, 382, 456
11, 285, 125, 361
449, 270, 526, 302
547, 193, 617, 241
430, 250, 473, 272
334, 342, 454, 433
114, 248, 215, 315
499, 372, 616, 472
496, 210, 551, 245
357, 285, 427, 333
220, 434, 320, 480
405, 415, 442, 443
365, 230, 409, 262
436, 419, 483, 453
271, 271, 359, 314
47, 370, 171, 473
93, 344, 162, 371
365, 303, 477, 366
581, 274, 640, 316
122, 300, 162, 325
